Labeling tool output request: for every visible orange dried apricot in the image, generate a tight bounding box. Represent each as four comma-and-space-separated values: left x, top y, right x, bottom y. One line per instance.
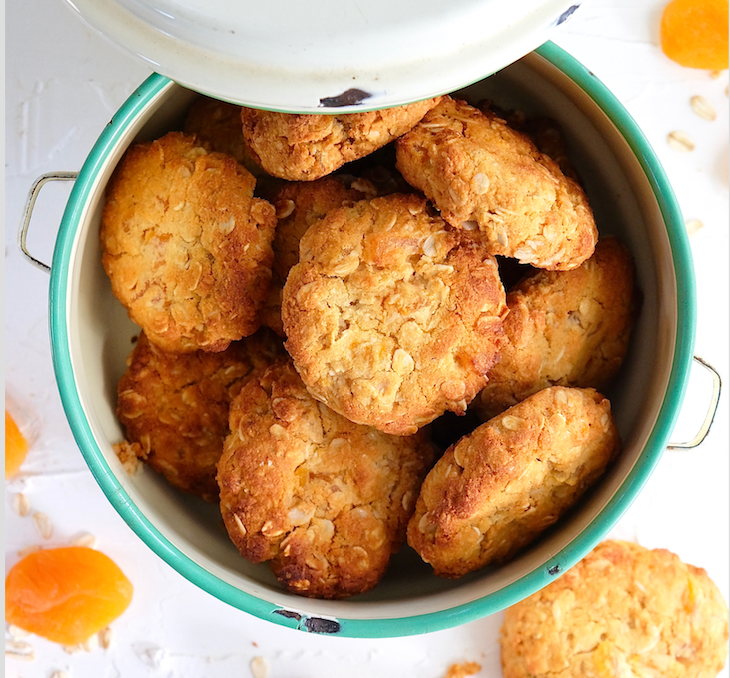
660, 0, 729, 70
5, 410, 29, 478
5, 547, 133, 645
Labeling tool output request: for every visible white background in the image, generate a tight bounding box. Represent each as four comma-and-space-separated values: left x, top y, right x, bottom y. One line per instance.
5, 0, 729, 676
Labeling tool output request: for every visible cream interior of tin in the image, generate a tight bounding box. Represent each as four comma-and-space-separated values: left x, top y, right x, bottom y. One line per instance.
64, 52, 677, 621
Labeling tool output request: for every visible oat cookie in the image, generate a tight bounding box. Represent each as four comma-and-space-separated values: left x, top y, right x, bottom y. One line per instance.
183, 95, 265, 178
115, 329, 284, 501
477, 102, 582, 183
500, 539, 730, 678
101, 131, 276, 353
473, 237, 638, 420
395, 97, 597, 270
217, 360, 434, 598
239, 97, 442, 181
407, 387, 620, 577
259, 176, 376, 336
281, 193, 508, 436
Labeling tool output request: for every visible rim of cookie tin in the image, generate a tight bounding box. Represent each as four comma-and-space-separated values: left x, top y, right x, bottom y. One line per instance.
61, 0, 582, 113
48, 43, 696, 637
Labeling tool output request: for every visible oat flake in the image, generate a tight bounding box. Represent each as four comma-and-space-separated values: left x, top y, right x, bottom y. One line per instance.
5, 639, 35, 661
667, 130, 695, 152
13, 492, 31, 516
7, 624, 30, 639
71, 532, 97, 548
686, 219, 704, 236
98, 626, 113, 650
32, 511, 53, 539
250, 656, 270, 678
82, 633, 99, 652
690, 95, 716, 121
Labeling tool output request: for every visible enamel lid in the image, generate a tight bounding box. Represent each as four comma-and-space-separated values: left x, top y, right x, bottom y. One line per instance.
63, 0, 582, 111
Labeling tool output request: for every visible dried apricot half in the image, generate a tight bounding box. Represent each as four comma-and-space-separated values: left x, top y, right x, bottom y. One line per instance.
5, 547, 133, 645
660, 0, 729, 70
5, 410, 29, 478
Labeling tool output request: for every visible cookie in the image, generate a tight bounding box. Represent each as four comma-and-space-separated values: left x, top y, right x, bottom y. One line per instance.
217, 359, 434, 598
239, 97, 442, 181
395, 97, 597, 270
476, 101, 582, 183
183, 95, 265, 178
407, 386, 620, 577
259, 176, 376, 336
473, 237, 638, 420
281, 193, 508, 436
101, 131, 276, 353
115, 329, 284, 501
500, 539, 729, 678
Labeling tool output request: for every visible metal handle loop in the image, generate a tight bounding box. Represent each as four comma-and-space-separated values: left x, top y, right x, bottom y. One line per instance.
667, 355, 722, 450
18, 171, 78, 273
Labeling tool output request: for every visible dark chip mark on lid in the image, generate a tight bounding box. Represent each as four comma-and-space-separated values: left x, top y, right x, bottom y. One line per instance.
554, 4, 581, 26
320, 88, 372, 107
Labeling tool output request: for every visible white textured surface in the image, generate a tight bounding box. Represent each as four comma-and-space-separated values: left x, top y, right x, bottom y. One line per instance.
4, 0, 729, 676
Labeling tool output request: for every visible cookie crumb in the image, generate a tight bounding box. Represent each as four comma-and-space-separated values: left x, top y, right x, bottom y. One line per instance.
443, 662, 481, 678
113, 441, 142, 474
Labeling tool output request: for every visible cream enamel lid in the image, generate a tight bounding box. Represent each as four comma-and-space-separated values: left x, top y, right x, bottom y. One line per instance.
63, 0, 582, 112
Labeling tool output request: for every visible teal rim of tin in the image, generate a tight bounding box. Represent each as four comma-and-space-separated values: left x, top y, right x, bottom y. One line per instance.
49, 41, 696, 638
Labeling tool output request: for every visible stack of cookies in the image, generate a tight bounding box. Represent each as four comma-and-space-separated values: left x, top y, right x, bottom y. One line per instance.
101, 92, 639, 599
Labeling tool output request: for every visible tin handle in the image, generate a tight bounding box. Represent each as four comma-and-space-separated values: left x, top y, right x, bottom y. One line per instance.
18, 171, 78, 273
667, 356, 722, 450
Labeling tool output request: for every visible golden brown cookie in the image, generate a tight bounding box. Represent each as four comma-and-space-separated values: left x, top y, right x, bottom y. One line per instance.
217, 359, 434, 599
281, 193, 508, 436
183, 95, 265, 178
520, 116, 582, 185
473, 237, 638, 420
239, 97, 442, 181
476, 101, 582, 184
407, 386, 620, 577
395, 97, 597, 270
101, 131, 276, 353
259, 176, 376, 336
442, 663, 482, 678
500, 540, 730, 678
115, 329, 284, 501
